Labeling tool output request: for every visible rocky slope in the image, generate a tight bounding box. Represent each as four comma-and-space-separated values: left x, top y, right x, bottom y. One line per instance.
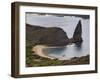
26, 20, 83, 47
26, 24, 69, 47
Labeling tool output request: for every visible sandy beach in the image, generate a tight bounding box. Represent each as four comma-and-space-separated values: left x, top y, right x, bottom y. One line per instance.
32, 45, 56, 59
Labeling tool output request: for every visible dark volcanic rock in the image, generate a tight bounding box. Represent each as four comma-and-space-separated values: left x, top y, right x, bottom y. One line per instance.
26, 24, 69, 46
69, 20, 83, 44
26, 20, 83, 47
73, 20, 83, 43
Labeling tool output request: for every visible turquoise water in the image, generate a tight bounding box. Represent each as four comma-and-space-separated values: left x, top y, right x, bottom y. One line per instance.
43, 44, 87, 60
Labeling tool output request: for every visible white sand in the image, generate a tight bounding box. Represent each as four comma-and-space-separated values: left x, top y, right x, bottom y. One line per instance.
32, 45, 56, 59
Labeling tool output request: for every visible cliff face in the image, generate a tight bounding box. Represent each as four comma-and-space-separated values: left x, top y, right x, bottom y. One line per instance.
26, 24, 69, 47
72, 20, 83, 44
68, 20, 83, 44
26, 20, 83, 47
73, 20, 82, 41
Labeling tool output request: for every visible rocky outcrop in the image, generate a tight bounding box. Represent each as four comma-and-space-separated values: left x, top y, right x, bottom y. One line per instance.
69, 20, 83, 44
26, 20, 83, 47
26, 24, 69, 47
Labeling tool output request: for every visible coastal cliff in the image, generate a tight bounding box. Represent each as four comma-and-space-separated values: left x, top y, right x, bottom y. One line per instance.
26, 20, 83, 47
26, 24, 69, 47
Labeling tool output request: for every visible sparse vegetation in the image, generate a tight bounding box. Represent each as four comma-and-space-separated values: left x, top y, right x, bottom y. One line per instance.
26, 46, 89, 67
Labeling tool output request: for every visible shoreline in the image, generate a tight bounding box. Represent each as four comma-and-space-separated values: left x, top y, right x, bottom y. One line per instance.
32, 45, 56, 59
31, 45, 88, 60
26, 45, 89, 67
